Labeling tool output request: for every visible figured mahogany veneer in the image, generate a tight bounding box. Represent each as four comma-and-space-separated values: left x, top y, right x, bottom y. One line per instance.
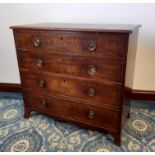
18, 51, 124, 85
14, 30, 128, 59
20, 70, 122, 108
11, 23, 141, 146
23, 92, 120, 132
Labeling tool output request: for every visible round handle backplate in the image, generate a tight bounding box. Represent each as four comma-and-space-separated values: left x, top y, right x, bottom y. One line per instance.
33, 38, 41, 47
88, 110, 95, 119
36, 58, 43, 67
88, 65, 96, 76
38, 79, 45, 87
87, 88, 96, 97
88, 41, 96, 51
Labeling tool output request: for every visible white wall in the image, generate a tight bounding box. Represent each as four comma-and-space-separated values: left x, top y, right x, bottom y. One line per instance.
0, 3, 155, 90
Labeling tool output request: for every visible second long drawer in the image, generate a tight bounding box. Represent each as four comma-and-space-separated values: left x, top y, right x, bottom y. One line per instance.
18, 51, 124, 85
21, 71, 122, 108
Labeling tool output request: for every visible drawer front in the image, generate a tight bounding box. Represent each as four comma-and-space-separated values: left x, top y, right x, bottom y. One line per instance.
14, 30, 128, 59
23, 92, 120, 131
21, 71, 122, 108
18, 51, 123, 84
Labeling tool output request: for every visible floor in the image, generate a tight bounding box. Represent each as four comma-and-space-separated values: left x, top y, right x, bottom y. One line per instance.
0, 92, 155, 152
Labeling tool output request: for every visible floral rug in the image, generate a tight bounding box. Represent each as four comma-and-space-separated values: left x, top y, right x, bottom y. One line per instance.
0, 93, 155, 152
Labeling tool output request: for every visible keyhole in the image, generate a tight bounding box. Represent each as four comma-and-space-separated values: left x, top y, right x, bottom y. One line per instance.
61, 37, 63, 40
63, 79, 66, 83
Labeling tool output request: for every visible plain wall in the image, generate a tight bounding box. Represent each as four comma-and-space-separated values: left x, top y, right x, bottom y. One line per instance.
0, 3, 155, 90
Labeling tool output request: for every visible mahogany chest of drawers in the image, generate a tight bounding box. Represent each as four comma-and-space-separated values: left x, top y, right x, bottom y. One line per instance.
11, 23, 140, 146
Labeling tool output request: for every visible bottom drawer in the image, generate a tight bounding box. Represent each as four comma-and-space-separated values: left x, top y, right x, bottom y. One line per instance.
23, 92, 121, 131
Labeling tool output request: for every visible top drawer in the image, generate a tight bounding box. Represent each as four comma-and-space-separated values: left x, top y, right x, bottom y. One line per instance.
13, 30, 128, 59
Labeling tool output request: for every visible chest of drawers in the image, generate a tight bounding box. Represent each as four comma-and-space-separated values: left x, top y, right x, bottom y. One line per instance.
11, 23, 140, 146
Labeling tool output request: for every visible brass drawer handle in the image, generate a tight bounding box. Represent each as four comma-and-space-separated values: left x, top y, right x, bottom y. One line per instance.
88, 110, 95, 119
33, 38, 41, 47
38, 80, 46, 87
36, 58, 43, 67
41, 99, 47, 105
88, 88, 96, 97
88, 65, 96, 76
88, 41, 96, 51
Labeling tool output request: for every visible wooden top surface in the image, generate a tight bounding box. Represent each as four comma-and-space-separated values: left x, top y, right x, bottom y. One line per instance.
10, 23, 141, 33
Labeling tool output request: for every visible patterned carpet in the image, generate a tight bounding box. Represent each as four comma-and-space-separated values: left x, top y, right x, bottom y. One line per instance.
0, 92, 155, 152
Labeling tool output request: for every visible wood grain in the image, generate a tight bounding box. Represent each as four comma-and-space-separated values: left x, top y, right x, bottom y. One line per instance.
11, 23, 141, 146
20, 70, 122, 109
14, 30, 129, 59
23, 92, 120, 132
18, 51, 124, 85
